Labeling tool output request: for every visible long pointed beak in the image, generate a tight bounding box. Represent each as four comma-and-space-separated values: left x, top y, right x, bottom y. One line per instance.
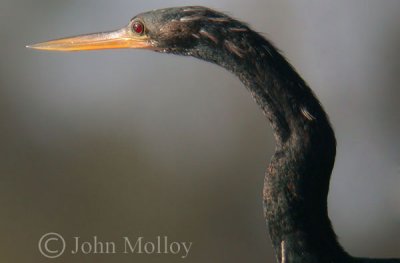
27, 27, 152, 51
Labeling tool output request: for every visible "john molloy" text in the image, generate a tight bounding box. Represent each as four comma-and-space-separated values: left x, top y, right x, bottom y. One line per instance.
71, 235, 192, 258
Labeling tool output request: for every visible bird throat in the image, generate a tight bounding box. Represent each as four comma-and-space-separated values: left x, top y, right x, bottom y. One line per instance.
193, 32, 349, 262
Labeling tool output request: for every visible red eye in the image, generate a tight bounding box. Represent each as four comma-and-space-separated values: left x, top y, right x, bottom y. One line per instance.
132, 21, 144, 34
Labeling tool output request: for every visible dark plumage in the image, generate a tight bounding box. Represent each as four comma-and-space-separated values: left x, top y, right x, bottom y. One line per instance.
28, 6, 399, 263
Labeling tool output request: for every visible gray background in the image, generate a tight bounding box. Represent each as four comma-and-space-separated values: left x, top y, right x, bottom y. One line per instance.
0, 0, 399, 262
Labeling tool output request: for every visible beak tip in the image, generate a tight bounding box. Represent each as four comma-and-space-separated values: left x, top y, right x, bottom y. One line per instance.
26, 44, 40, 50
26, 43, 49, 51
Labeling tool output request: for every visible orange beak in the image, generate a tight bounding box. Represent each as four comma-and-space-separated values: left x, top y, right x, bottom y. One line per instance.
26, 27, 152, 51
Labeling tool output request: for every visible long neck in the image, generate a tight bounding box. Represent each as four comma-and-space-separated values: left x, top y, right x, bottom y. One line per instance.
192, 31, 349, 262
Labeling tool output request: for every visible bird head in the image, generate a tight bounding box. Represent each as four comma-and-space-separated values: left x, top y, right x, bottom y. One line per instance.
27, 6, 246, 56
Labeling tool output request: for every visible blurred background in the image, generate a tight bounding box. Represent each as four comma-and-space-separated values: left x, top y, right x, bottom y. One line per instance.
0, 0, 399, 262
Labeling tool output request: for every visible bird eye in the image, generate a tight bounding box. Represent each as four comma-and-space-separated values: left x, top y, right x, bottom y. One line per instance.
132, 21, 144, 35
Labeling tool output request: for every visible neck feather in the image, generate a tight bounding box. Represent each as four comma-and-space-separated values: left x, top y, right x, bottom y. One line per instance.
193, 31, 349, 262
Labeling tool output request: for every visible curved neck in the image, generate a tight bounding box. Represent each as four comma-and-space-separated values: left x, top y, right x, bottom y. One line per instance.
192, 32, 349, 262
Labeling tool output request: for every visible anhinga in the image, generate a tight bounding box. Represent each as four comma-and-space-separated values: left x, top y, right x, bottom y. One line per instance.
28, 6, 399, 263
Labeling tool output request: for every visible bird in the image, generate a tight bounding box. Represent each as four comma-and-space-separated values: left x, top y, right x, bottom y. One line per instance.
27, 6, 399, 263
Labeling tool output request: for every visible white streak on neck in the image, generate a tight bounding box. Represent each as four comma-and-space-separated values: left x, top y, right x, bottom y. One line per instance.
281, 240, 286, 263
